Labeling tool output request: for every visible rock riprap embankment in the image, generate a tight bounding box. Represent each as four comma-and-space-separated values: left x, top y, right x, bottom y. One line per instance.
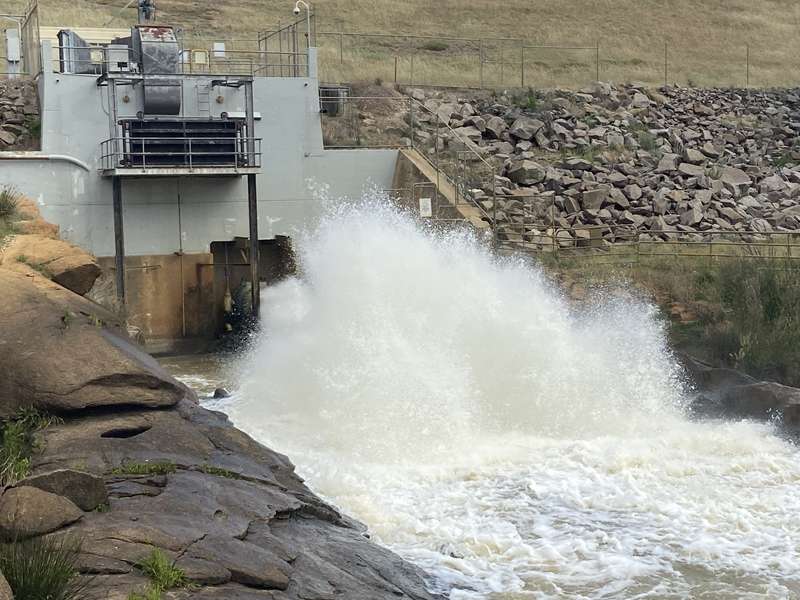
403, 84, 800, 246
0, 78, 39, 150
0, 271, 439, 598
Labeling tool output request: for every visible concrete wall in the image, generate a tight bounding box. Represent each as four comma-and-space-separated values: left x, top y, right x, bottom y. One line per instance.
0, 43, 399, 349
1, 43, 399, 258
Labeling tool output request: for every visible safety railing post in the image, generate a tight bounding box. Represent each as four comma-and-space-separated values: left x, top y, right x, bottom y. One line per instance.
520, 43, 524, 87
409, 97, 415, 148
595, 41, 600, 81
479, 39, 484, 88
339, 31, 344, 64
746, 43, 750, 88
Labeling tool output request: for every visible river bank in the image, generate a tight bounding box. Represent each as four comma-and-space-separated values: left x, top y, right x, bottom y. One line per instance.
0, 197, 441, 599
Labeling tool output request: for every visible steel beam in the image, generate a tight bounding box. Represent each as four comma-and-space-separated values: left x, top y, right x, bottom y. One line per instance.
247, 173, 260, 318
112, 176, 126, 305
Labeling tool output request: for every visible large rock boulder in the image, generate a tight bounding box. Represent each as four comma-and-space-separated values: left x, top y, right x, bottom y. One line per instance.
720, 382, 800, 427
18, 469, 107, 511
509, 116, 544, 140
0, 270, 191, 416
0, 486, 82, 539
1, 233, 101, 295
507, 160, 546, 185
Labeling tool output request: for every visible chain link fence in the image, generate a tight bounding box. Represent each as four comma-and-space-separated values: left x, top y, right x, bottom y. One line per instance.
312, 30, 799, 90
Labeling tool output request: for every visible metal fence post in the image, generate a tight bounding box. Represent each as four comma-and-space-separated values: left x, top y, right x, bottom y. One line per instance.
479, 39, 484, 88
595, 41, 600, 81
394, 55, 398, 83
339, 31, 343, 64
500, 44, 504, 84
410, 53, 414, 85
664, 41, 668, 88
409, 98, 415, 148
520, 43, 524, 87
746, 43, 750, 88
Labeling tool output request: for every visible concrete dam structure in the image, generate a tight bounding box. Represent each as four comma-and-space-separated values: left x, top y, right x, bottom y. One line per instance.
0, 16, 402, 351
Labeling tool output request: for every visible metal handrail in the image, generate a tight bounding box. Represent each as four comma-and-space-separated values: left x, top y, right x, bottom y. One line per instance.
50, 43, 309, 77
99, 135, 262, 170
406, 96, 497, 222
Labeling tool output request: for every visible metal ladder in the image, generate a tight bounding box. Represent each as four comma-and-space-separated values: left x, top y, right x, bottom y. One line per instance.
197, 84, 211, 116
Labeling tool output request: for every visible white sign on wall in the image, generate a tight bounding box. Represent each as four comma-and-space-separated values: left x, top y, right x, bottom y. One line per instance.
419, 197, 432, 218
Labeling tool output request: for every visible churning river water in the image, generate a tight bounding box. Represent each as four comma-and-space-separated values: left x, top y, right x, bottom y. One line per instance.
163, 198, 800, 600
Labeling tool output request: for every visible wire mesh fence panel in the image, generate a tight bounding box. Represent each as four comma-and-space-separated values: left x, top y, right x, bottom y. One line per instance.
520, 46, 598, 90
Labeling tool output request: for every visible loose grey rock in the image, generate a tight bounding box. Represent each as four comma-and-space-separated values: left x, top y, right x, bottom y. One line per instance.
509, 116, 544, 140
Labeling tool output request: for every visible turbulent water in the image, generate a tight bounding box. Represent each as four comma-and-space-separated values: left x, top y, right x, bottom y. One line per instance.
193, 198, 800, 599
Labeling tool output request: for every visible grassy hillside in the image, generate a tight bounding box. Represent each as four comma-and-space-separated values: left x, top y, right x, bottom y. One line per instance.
8, 0, 800, 88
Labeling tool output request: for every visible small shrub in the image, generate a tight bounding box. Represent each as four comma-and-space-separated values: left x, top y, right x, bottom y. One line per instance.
111, 462, 177, 476
0, 408, 61, 486
420, 40, 448, 52
0, 536, 89, 600
0, 186, 19, 221
137, 549, 186, 590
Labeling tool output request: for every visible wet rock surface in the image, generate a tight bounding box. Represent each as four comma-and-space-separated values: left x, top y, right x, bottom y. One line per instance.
680, 354, 800, 429
0, 267, 440, 599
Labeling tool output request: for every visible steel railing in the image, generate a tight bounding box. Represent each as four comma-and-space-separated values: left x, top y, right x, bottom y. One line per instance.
50, 43, 308, 78
100, 136, 262, 171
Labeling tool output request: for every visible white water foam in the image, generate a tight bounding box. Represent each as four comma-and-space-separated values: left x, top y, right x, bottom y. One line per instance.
230, 197, 800, 599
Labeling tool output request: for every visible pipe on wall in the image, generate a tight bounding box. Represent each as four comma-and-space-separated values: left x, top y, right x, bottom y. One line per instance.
0, 152, 91, 171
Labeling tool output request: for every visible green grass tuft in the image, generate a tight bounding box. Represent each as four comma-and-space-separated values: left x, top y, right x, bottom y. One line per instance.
0, 408, 61, 486
137, 549, 186, 590
111, 462, 177, 476
14, 254, 54, 279
198, 464, 241, 479
0, 536, 89, 600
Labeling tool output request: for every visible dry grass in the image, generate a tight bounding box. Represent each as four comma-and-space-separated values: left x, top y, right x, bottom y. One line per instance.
6, 0, 800, 88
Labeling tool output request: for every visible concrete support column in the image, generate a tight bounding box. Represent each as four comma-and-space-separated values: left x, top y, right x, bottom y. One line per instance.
112, 176, 126, 305
247, 173, 260, 318
308, 47, 318, 79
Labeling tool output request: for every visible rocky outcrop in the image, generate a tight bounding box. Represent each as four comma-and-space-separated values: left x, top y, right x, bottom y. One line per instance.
1, 234, 101, 295
403, 84, 800, 248
22, 395, 439, 598
0, 270, 189, 416
0, 266, 439, 598
0, 78, 39, 151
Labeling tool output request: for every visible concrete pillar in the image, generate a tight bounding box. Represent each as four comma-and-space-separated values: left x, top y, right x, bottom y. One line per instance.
308, 47, 318, 79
